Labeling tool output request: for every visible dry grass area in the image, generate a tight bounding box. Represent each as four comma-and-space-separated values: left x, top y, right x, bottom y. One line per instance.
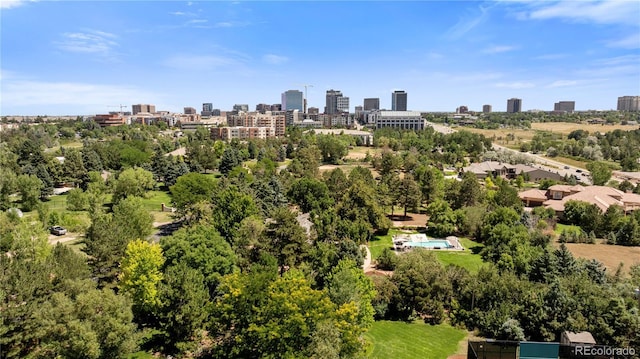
551, 242, 640, 275
345, 146, 382, 160
462, 122, 636, 148
531, 122, 635, 135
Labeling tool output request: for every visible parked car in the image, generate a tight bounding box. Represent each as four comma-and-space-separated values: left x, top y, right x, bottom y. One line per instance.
564, 166, 570, 169
576, 169, 583, 173
49, 226, 67, 236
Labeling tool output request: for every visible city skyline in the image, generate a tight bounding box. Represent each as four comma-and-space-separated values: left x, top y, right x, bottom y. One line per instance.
1, 1, 639, 115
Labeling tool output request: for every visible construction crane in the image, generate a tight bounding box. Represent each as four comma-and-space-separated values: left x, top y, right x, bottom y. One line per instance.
107, 104, 128, 113
295, 84, 313, 113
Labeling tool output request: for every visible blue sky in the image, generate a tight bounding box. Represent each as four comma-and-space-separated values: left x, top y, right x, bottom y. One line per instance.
1, 0, 639, 115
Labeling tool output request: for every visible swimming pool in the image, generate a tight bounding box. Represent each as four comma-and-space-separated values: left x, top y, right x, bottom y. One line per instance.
403, 240, 452, 249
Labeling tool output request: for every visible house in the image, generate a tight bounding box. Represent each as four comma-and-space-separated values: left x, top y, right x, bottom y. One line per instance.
462, 161, 563, 182
560, 331, 596, 346
519, 185, 640, 216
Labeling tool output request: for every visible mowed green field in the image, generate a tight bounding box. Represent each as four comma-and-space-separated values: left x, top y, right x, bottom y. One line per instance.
365, 321, 465, 359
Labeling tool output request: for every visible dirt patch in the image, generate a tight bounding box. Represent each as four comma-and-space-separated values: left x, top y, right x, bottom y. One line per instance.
551, 242, 640, 275
388, 213, 428, 227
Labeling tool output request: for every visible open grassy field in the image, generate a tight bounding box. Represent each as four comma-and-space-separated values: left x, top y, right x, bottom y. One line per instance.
551, 242, 640, 275
369, 229, 401, 259
554, 223, 583, 236
365, 320, 466, 359
434, 238, 485, 274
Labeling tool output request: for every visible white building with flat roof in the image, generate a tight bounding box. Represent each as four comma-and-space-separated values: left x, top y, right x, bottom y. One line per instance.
370, 110, 425, 130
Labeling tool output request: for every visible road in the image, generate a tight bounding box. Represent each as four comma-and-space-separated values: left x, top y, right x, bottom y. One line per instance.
426, 121, 593, 185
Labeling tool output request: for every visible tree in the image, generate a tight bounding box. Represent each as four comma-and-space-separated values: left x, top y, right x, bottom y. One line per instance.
287, 177, 333, 213
161, 224, 236, 293
119, 239, 165, 312
62, 148, 87, 185
111, 167, 155, 204
16, 174, 43, 211
219, 146, 240, 175
212, 185, 259, 242
66, 188, 90, 211
396, 174, 422, 217
0, 167, 17, 210
317, 135, 348, 164
425, 199, 457, 237
586, 161, 612, 186
414, 164, 445, 204
169, 172, 217, 220
262, 207, 309, 275
31, 287, 138, 359
326, 260, 376, 329
158, 262, 211, 354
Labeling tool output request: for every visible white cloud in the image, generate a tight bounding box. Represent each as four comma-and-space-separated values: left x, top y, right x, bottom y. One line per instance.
0, 0, 36, 9
495, 81, 535, 89
607, 33, 640, 49
163, 54, 242, 71
547, 80, 578, 88
262, 54, 288, 65
1, 79, 160, 109
482, 45, 517, 54
524, 0, 639, 26
55, 30, 119, 58
446, 4, 492, 39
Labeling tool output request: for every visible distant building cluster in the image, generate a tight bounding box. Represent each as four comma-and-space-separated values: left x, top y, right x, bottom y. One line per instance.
83, 90, 638, 140
617, 96, 640, 112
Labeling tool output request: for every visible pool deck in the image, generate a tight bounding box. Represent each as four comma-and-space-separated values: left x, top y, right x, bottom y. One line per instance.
392, 234, 464, 251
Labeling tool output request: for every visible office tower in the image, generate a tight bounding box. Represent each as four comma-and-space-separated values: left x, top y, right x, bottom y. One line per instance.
308, 107, 319, 115
554, 101, 575, 113
281, 90, 304, 111
482, 105, 492, 113
271, 104, 282, 111
202, 103, 213, 116
617, 96, 640, 111
392, 90, 407, 111
255, 103, 271, 113
364, 98, 380, 111
457, 106, 469, 114
507, 98, 522, 113
337, 96, 350, 113
184, 107, 197, 115
233, 104, 249, 112
326, 89, 348, 114
132, 104, 156, 115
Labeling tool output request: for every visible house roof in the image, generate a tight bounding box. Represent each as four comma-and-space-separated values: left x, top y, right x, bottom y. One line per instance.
563, 331, 596, 344
518, 189, 548, 201
463, 161, 509, 174
544, 186, 629, 213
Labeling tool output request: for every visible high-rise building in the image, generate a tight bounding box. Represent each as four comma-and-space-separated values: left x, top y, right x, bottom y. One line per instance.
233, 104, 249, 112
391, 90, 407, 111
554, 101, 575, 113
132, 104, 156, 115
281, 90, 304, 111
507, 98, 522, 113
325, 89, 343, 114
271, 104, 282, 111
482, 105, 492, 113
364, 98, 380, 111
617, 96, 640, 111
256, 103, 271, 113
202, 103, 213, 116
457, 106, 469, 114
337, 96, 350, 113
184, 107, 197, 115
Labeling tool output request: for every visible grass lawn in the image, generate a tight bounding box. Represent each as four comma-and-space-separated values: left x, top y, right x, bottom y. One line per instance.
140, 190, 172, 213
365, 320, 466, 359
434, 238, 485, 274
369, 229, 402, 259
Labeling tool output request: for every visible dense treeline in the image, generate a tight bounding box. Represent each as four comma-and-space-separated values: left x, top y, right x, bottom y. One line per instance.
1, 122, 639, 358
